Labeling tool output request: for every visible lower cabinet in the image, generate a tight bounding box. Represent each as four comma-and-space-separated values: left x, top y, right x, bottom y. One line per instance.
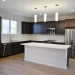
68, 47, 75, 58
11, 42, 24, 55
73, 49, 75, 58
0, 44, 4, 57
4, 43, 11, 56
1, 42, 24, 57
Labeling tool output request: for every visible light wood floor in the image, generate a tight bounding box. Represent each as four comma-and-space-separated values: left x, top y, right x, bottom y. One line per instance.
0, 53, 75, 75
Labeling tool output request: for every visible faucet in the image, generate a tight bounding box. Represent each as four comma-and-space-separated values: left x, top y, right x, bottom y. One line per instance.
9, 36, 12, 42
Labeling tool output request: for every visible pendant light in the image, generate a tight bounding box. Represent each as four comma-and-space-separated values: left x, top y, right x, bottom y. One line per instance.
44, 6, 47, 22
55, 12, 58, 21
34, 8, 37, 23
34, 14, 37, 23
55, 4, 59, 21
44, 13, 47, 22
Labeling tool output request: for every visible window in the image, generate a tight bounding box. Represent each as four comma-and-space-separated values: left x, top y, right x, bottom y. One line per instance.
2, 19, 9, 34
2, 19, 17, 34
10, 20, 17, 34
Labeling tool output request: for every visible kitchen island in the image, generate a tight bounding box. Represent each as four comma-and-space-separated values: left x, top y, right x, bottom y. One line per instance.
21, 42, 70, 69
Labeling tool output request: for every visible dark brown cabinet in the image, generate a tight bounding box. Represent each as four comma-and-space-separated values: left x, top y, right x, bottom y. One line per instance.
21, 21, 66, 35
56, 21, 65, 35
65, 19, 75, 27
33, 21, 56, 34
1, 42, 24, 57
11, 42, 24, 55
33, 22, 45, 34
22, 22, 33, 34
68, 47, 75, 58
4, 43, 11, 56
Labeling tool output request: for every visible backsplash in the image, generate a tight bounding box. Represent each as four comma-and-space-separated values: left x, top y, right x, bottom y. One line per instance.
1, 34, 65, 43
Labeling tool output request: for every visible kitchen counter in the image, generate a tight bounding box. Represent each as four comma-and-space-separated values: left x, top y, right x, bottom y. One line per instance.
21, 42, 70, 69
53, 40, 65, 45
21, 42, 70, 50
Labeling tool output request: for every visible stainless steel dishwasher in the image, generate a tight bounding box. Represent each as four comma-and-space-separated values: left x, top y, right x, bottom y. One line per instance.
3, 43, 11, 57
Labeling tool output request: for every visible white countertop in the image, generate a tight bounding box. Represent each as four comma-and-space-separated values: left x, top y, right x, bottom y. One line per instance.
53, 40, 65, 43
21, 42, 71, 50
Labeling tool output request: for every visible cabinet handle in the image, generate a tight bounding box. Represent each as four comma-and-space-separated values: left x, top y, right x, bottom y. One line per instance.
72, 48, 73, 57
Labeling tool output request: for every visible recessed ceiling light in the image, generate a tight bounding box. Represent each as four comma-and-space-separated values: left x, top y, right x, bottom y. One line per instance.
55, 4, 59, 6
2, 0, 5, 1
71, 10, 73, 11
34, 8, 37, 9
44, 6, 47, 8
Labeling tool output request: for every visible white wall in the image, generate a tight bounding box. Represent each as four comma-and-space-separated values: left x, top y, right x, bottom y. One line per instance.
27, 34, 65, 41
29, 15, 75, 22
0, 12, 31, 43
0, 12, 29, 34
1, 12, 75, 43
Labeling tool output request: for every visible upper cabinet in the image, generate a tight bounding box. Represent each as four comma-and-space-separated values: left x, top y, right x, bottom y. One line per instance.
33, 21, 56, 34
65, 19, 75, 28
33, 22, 47, 34
21, 22, 33, 34
56, 21, 65, 35
21, 19, 75, 35
21, 21, 65, 35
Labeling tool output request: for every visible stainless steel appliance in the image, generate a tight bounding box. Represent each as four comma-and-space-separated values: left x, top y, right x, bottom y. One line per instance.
65, 28, 75, 46
46, 28, 55, 34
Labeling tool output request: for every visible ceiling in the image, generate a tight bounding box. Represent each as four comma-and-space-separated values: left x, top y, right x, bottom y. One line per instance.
0, 0, 75, 18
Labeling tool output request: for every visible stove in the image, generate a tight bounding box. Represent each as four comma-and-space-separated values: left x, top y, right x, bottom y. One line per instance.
43, 40, 56, 44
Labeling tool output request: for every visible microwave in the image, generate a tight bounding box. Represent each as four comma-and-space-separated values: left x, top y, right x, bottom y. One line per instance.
46, 28, 55, 34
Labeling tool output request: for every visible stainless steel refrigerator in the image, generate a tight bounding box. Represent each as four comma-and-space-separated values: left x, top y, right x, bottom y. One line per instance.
65, 28, 75, 46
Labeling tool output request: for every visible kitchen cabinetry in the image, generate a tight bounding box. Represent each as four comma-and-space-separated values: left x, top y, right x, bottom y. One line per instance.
22, 21, 66, 35
68, 47, 75, 58
33, 22, 45, 34
3, 43, 11, 56
33, 21, 65, 35
11, 42, 24, 55
1, 42, 24, 57
33, 21, 56, 34
22, 22, 33, 34
21, 19, 75, 35
65, 19, 75, 27
56, 21, 65, 35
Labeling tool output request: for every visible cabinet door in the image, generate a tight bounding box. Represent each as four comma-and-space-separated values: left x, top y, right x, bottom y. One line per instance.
0, 44, 3, 57
4, 44, 11, 56
65, 19, 75, 27
56, 21, 65, 35
22, 22, 33, 34
15, 43, 21, 54
68, 47, 72, 58
11, 43, 16, 55
33, 23, 43, 34
73, 49, 75, 58
59, 21, 65, 34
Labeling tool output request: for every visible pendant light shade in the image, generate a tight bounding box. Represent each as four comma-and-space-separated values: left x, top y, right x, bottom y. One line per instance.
34, 15, 37, 23
44, 13, 47, 22
55, 12, 58, 21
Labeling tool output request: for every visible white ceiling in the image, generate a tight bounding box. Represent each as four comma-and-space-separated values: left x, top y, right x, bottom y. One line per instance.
0, 0, 75, 18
